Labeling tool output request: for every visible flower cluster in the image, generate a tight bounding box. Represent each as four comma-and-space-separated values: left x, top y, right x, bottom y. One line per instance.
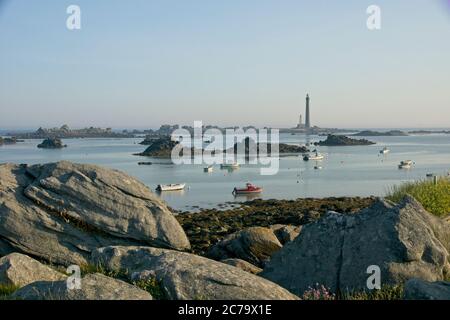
301, 284, 336, 300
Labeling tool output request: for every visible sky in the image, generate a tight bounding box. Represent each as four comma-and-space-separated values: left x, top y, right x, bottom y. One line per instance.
0, 0, 449, 130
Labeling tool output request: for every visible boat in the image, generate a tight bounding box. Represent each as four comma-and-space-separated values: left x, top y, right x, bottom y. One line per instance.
156, 183, 186, 192
204, 166, 213, 173
138, 161, 152, 165
426, 173, 436, 178
398, 160, 413, 169
220, 163, 240, 169
303, 151, 324, 161
232, 183, 263, 195
380, 147, 390, 154
314, 166, 322, 170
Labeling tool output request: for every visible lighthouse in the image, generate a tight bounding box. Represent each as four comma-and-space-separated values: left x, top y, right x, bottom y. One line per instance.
305, 94, 311, 129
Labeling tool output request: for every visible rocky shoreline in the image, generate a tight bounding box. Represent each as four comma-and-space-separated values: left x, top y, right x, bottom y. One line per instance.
1, 161, 449, 300
176, 197, 375, 256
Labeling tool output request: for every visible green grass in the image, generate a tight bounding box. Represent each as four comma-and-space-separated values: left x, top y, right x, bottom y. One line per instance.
80, 263, 129, 280
386, 178, 450, 217
0, 284, 19, 300
340, 285, 404, 301
132, 278, 167, 300
80, 263, 166, 299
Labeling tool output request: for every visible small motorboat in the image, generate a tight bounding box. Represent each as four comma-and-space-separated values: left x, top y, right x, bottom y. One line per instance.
303, 151, 324, 161
426, 173, 436, 178
220, 163, 240, 169
398, 160, 413, 169
380, 147, 390, 154
204, 166, 213, 173
156, 183, 186, 192
314, 166, 322, 170
232, 183, 263, 195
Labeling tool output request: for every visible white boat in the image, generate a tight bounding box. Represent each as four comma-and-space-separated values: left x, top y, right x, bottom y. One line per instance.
314, 166, 322, 170
156, 183, 186, 192
398, 160, 413, 169
220, 163, 240, 169
380, 147, 390, 154
303, 152, 324, 161
204, 166, 213, 173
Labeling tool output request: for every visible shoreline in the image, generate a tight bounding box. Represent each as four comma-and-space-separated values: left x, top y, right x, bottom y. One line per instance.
176, 196, 375, 256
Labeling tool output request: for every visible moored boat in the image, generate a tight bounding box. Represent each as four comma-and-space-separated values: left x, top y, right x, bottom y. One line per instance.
156, 183, 186, 191
220, 163, 240, 169
380, 147, 390, 154
138, 161, 152, 165
204, 166, 213, 173
398, 160, 413, 169
232, 183, 263, 195
303, 151, 324, 161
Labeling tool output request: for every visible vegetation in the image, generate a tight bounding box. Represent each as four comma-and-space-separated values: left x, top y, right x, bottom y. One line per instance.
80, 263, 129, 281
386, 178, 450, 217
300, 284, 404, 300
341, 285, 404, 300
0, 284, 19, 300
132, 278, 166, 300
80, 263, 166, 299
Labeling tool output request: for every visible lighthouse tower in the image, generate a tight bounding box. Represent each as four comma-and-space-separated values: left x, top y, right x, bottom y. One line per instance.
305, 94, 311, 129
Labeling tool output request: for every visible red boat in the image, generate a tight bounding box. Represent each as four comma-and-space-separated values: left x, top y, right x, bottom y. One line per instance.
232, 183, 263, 195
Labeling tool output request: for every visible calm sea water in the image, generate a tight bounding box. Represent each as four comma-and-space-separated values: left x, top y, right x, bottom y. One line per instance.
1, 133, 449, 211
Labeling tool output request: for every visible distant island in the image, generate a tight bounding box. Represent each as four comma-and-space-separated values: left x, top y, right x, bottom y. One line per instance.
135, 137, 180, 158
352, 130, 408, 137
136, 136, 310, 158
408, 130, 450, 135
37, 138, 67, 149
10, 125, 134, 139
229, 137, 309, 155
0, 137, 21, 146
315, 134, 376, 146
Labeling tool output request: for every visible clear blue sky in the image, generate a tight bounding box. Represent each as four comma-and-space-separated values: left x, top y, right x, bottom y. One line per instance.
0, 0, 449, 129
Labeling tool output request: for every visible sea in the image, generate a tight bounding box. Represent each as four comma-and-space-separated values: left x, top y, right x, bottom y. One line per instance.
1, 131, 449, 212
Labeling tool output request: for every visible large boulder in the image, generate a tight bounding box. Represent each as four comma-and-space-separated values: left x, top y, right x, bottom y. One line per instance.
0, 253, 66, 288
404, 279, 450, 300
262, 197, 450, 296
206, 227, 283, 268
91, 246, 298, 300
12, 273, 152, 300
0, 162, 190, 266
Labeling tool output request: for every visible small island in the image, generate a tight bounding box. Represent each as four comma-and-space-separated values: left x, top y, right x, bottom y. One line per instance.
135, 137, 179, 158
0, 137, 21, 146
352, 130, 408, 136
230, 137, 309, 155
315, 134, 375, 146
37, 138, 67, 149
